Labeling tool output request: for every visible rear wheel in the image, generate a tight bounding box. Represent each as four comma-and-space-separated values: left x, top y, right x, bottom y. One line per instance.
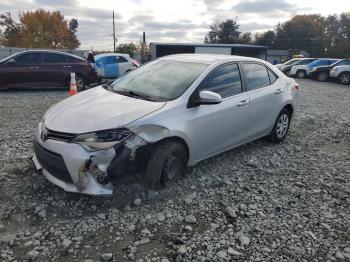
317, 72, 329, 82
296, 70, 306, 79
339, 72, 350, 85
267, 108, 291, 143
145, 140, 187, 189
75, 74, 86, 91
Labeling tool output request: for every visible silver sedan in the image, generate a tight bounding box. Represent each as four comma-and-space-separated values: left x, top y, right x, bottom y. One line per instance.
33, 54, 299, 195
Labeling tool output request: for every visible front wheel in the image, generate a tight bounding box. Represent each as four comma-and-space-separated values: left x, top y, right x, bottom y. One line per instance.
339, 72, 350, 85
145, 140, 187, 189
296, 70, 306, 79
267, 109, 291, 143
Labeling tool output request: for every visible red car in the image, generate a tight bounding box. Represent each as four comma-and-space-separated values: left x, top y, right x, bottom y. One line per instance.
0, 50, 101, 90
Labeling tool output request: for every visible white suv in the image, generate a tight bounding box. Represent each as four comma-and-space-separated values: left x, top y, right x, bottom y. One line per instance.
330, 65, 350, 85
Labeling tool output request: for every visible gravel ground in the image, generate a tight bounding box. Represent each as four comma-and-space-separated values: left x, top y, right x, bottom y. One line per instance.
0, 79, 349, 262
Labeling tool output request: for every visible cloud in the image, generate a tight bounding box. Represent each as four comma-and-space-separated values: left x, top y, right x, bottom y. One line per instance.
233, 0, 307, 14
240, 22, 273, 32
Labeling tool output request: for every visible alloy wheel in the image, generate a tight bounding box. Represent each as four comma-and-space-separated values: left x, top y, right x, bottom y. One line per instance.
318, 72, 328, 82
297, 71, 305, 79
76, 76, 85, 90
276, 113, 289, 139
340, 74, 350, 85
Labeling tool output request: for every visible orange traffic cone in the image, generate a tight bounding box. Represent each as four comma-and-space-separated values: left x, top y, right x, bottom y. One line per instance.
69, 72, 78, 96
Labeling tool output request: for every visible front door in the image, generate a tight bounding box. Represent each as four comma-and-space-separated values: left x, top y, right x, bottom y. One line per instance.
2, 52, 43, 88
186, 63, 250, 161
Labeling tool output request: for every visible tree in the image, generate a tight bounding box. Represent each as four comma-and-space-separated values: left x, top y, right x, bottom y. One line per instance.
0, 12, 21, 46
205, 19, 241, 44
116, 42, 138, 57
0, 9, 80, 49
254, 30, 276, 47
238, 32, 253, 44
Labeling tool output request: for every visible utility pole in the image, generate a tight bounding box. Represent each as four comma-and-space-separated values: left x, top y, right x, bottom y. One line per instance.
113, 10, 116, 52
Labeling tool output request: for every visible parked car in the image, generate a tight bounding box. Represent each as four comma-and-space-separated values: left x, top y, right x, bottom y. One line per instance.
276, 58, 316, 75
311, 59, 350, 82
33, 54, 299, 195
290, 58, 339, 79
0, 50, 100, 90
330, 64, 350, 85
94, 53, 139, 78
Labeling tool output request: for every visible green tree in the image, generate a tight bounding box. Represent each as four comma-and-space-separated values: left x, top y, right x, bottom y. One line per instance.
254, 30, 276, 47
205, 19, 241, 44
116, 42, 138, 57
239, 32, 253, 44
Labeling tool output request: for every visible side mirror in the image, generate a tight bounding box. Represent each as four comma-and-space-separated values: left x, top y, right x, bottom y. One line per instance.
6, 59, 16, 65
197, 90, 222, 105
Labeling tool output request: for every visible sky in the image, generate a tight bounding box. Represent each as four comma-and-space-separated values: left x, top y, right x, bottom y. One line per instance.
0, 0, 349, 50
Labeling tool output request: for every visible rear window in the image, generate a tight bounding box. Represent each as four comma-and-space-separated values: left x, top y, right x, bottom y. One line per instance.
242, 63, 271, 91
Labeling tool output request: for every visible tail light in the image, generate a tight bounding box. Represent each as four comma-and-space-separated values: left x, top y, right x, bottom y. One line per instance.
132, 61, 139, 68
293, 83, 299, 90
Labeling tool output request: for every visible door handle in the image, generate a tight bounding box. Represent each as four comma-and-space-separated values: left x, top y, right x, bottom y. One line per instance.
29, 66, 39, 69
63, 65, 72, 68
237, 100, 249, 107
275, 89, 283, 94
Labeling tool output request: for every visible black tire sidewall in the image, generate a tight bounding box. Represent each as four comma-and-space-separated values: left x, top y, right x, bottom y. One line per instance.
296, 70, 305, 79
318, 72, 328, 82
75, 75, 86, 91
145, 141, 187, 189
268, 109, 291, 143
339, 73, 350, 85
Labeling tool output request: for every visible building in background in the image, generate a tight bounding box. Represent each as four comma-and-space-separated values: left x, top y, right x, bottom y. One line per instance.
149, 43, 268, 61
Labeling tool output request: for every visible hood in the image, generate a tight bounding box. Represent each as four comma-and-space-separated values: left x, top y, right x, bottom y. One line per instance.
44, 86, 166, 133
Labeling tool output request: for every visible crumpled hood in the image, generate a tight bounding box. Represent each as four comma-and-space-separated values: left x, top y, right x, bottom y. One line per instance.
44, 86, 165, 133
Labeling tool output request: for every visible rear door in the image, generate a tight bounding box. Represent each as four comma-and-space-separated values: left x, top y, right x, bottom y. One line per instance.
241, 62, 282, 138
2, 52, 43, 88
41, 53, 70, 87
187, 63, 250, 160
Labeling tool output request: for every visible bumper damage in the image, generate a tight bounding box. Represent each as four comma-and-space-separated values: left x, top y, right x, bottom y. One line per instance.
33, 123, 149, 195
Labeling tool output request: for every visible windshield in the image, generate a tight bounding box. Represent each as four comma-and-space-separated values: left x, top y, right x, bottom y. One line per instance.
111, 59, 208, 101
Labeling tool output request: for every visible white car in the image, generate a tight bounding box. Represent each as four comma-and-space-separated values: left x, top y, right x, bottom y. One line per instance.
290, 59, 338, 79
33, 54, 299, 195
330, 65, 350, 85
95, 53, 139, 78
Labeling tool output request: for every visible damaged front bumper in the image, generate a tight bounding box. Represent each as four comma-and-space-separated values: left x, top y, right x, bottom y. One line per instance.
32, 123, 148, 195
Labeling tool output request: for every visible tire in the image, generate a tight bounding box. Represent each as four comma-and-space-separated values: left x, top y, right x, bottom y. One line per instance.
296, 70, 306, 79
317, 72, 328, 82
338, 72, 350, 85
145, 140, 187, 189
267, 108, 291, 143
284, 70, 291, 76
75, 74, 86, 91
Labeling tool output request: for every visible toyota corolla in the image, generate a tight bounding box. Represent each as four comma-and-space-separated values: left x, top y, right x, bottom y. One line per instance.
33, 54, 299, 195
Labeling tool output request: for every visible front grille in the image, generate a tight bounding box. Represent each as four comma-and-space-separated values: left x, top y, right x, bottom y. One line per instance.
33, 141, 74, 184
46, 129, 76, 142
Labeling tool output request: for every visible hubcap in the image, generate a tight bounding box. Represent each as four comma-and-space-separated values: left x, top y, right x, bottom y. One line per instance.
319, 73, 327, 81
297, 71, 305, 79
162, 153, 179, 185
276, 113, 289, 138
340, 74, 350, 84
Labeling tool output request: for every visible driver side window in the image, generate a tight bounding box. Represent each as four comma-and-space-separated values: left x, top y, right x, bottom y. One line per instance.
199, 63, 242, 98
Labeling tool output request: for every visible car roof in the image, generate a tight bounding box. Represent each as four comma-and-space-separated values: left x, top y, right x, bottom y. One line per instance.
11, 50, 84, 60
95, 53, 130, 58
159, 53, 264, 64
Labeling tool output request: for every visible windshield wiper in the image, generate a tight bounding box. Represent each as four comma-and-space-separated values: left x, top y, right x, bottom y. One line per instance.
115, 90, 156, 101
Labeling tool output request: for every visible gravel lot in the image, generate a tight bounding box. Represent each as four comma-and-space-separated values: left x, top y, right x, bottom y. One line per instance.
0, 79, 349, 262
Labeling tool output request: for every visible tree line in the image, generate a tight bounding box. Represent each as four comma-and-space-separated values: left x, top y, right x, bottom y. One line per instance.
205, 13, 350, 58
1, 9, 349, 59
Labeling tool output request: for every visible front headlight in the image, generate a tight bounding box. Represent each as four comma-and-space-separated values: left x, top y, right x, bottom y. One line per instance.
72, 128, 132, 150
